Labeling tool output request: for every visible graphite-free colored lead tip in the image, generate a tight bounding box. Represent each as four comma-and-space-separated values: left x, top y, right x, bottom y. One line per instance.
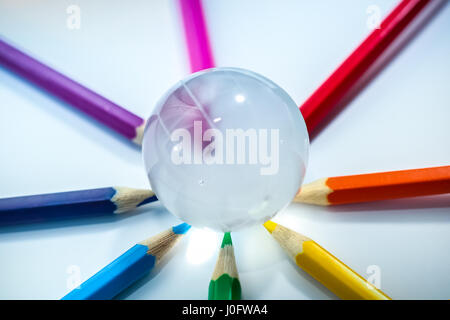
172, 222, 191, 234
221, 232, 232, 248
263, 220, 278, 234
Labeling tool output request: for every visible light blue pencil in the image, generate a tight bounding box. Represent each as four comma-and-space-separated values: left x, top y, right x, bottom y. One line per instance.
61, 223, 191, 300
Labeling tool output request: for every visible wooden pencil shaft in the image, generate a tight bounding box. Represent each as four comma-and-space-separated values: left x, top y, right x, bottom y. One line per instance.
265, 222, 391, 300
297, 241, 390, 300
141, 229, 184, 261
209, 232, 241, 300
62, 223, 190, 300
0, 39, 144, 143
328, 166, 450, 204
111, 187, 157, 213
62, 243, 156, 300
211, 246, 239, 281
178, 0, 215, 72
300, 0, 433, 136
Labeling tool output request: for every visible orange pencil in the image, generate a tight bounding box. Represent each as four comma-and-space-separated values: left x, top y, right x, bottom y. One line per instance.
294, 166, 450, 206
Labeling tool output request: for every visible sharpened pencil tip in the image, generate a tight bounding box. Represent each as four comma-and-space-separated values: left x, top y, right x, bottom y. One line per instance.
221, 232, 232, 248
172, 223, 191, 234
263, 220, 277, 234
137, 193, 158, 207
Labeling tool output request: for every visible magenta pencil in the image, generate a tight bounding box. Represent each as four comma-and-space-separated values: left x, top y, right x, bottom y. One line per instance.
0, 39, 145, 145
178, 0, 215, 72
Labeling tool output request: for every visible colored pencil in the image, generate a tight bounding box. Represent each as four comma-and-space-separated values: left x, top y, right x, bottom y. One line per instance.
0, 187, 157, 226
62, 222, 191, 300
209, 232, 241, 300
263, 221, 391, 300
0, 39, 145, 145
300, 0, 435, 137
295, 165, 450, 206
178, 0, 215, 72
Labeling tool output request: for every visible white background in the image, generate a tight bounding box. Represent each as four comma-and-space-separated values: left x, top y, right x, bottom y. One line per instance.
0, 0, 449, 299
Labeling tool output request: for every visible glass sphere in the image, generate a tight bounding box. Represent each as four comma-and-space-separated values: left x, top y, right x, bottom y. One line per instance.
142, 68, 309, 231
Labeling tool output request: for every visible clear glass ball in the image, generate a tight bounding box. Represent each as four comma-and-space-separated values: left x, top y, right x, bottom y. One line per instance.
142, 68, 309, 231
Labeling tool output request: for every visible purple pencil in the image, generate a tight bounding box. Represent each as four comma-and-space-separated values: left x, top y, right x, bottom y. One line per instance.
0, 39, 145, 145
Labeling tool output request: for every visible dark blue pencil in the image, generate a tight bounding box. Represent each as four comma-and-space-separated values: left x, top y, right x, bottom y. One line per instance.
0, 187, 157, 226
62, 222, 191, 300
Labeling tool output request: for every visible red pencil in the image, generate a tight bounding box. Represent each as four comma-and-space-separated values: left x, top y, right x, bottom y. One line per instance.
300, 0, 438, 137
0, 39, 145, 145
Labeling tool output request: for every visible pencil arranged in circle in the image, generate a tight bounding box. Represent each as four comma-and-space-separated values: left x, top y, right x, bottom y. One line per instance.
0, 39, 145, 145
0, 187, 157, 226
178, 0, 215, 72
300, 0, 437, 137
263, 221, 390, 300
295, 165, 450, 206
208, 232, 241, 300
62, 222, 191, 300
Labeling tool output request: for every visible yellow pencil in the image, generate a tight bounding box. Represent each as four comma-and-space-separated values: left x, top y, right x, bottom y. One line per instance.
263, 221, 391, 300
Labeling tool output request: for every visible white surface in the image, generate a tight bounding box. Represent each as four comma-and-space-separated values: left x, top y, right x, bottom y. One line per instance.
0, 0, 449, 299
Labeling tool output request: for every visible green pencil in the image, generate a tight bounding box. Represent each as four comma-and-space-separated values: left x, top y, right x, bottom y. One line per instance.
208, 232, 241, 300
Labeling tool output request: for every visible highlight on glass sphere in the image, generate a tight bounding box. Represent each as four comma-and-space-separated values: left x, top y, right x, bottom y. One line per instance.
142, 67, 309, 231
